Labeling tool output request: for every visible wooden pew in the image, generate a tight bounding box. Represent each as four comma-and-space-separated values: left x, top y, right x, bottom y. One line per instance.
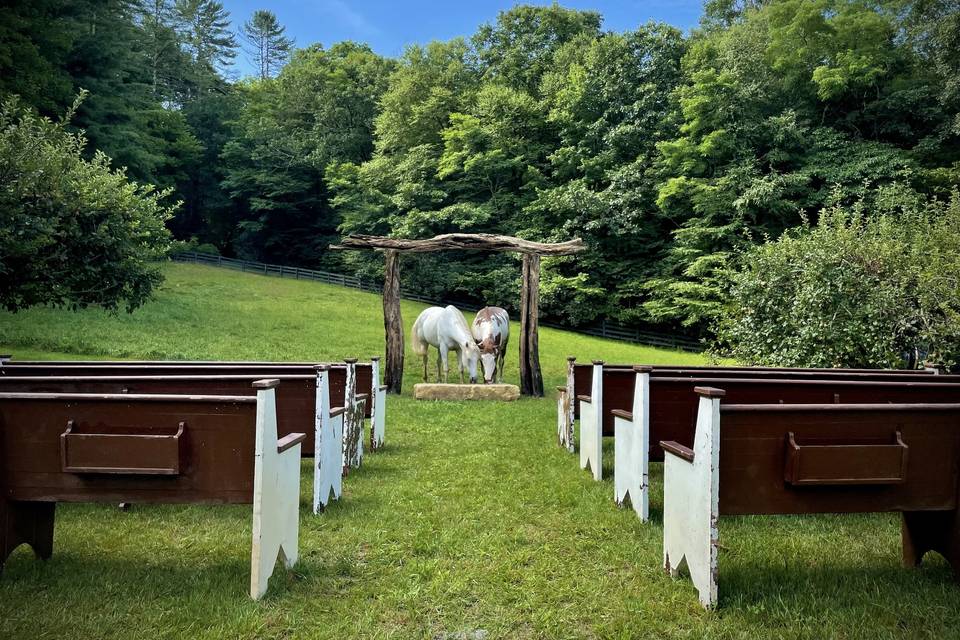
660, 387, 960, 608
556, 358, 938, 451
612, 368, 960, 520
566, 360, 960, 484
0, 369, 348, 513
0, 380, 305, 599
0, 359, 388, 470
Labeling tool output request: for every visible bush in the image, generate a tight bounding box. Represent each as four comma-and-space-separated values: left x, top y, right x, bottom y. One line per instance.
0, 95, 175, 312
716, 187, 960, 368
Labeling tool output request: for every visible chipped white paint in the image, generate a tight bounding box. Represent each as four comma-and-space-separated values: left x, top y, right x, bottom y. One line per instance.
557, 387, 569, 449
614, 368, 650, 521
313, 366, 343, 514
250, 383, 302, 600
662, 391, 721, 609
578, 361, 603, 480
557, 357, 576, 452
342, 360, 365, 473
370, 357, 386, 451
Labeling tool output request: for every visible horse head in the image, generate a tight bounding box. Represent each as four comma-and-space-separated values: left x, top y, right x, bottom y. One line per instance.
477, 337, 498, 384
462, 340, 481, 384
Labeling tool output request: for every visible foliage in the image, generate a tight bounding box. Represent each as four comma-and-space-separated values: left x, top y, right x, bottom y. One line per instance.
221, 43, 394, 265
0, 96, 174, 312
717, 188, 960, 368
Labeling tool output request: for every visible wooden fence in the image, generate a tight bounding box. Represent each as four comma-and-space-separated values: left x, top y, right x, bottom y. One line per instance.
172, 252, 704, 352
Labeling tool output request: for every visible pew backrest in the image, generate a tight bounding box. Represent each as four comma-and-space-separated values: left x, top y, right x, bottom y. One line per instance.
714, 401, 960, 516
0, 374, 324, 455
571, 363, 945, 419
0, 391, 262, 504
0, 362, 376, 418
628, 374, 960, 461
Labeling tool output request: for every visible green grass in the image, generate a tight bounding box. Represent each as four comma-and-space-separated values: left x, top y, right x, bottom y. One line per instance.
1, 263, 958, 639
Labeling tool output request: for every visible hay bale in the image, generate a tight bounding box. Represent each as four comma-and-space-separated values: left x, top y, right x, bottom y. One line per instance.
413, 383, 520, 401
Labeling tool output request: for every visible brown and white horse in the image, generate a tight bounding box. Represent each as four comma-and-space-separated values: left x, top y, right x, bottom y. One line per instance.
471, 306, 510, 384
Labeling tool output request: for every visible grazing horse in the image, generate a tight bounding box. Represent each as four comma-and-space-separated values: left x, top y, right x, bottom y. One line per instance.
472, 306, 509, 384
411, 305, 480, 384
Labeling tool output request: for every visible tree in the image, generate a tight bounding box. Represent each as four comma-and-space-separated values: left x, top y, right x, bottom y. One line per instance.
473, 4, 601, 94
241, 9, 293, 80
0, 96, 175, 312
641, 0, 953, 331
174, 0, 237, 93
221, 43, 393, 265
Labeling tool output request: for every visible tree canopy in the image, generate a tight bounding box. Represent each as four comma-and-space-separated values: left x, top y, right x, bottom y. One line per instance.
2, 1, 958, 344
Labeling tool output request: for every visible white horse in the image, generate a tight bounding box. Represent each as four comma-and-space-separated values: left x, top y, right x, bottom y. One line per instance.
411, 305, 480, 384
472, 306, 509, 384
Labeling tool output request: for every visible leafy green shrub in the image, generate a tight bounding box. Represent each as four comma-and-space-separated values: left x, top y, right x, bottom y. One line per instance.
0, 95, 175, 312
716, 187, 960, 368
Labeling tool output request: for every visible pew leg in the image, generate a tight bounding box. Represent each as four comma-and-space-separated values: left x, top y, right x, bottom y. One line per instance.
902, 510, 960, 576
1, 500, 56, 573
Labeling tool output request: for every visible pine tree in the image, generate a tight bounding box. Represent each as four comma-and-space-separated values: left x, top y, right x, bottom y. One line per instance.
174, 0, 236, 79
241, 10, 293, 80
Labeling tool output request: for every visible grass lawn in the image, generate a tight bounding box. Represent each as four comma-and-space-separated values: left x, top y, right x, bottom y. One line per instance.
1, 263, 958, 639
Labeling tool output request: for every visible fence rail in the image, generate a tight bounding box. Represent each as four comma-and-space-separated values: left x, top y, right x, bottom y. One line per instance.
172, 251, 704, 352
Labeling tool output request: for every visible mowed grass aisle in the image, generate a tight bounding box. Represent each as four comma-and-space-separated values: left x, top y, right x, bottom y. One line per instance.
1, 264, 959, 638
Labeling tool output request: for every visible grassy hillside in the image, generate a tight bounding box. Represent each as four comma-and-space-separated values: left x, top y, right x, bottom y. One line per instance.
0, 262, 708, 389
1, 263, 958, 639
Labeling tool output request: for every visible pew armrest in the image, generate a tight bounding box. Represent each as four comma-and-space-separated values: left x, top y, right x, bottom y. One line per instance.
661, 440, 694, 463
330, 406, 346, 417
277, 432, 307, 454
612, 409, 633, 421
576, 394, 592, 404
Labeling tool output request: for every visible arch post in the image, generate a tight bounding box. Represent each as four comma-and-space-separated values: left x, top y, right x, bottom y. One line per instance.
519, 253, 543, 397
383, 249, 404, 394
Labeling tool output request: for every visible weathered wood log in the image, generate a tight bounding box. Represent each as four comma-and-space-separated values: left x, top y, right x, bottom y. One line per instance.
519, 254, 544, 397
383, 249, 404, 394
330, 233, 585, 256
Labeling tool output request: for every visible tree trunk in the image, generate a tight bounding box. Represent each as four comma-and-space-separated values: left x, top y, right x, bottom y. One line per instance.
519, 254, 544, 397
383, 250, 404, 394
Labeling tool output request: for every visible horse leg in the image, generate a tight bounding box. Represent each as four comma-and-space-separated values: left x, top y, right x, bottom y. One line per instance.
439, 344, 449, 383
422, 352, 428, 382
435, 349, 442, 382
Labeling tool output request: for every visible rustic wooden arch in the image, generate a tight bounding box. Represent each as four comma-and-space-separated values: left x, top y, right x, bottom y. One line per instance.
330, 233, 585, 397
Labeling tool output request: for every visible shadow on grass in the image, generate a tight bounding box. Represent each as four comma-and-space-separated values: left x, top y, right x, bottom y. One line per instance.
720, 558, 957, 611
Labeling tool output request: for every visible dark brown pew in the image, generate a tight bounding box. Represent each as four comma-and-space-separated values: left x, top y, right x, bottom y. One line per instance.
660, 388, 960, 608
0, 374, 328, 453
0, 381, 305, 599
579, 365, 960, 520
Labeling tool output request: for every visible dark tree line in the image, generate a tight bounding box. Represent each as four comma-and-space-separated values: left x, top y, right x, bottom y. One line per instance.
2, 1, 958, 338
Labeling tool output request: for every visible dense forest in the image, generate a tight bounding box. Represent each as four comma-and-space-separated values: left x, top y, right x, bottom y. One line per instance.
2, 0, 959, 342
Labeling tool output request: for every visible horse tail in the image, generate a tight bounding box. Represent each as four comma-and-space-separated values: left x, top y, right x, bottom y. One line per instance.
411, 315, 428, 357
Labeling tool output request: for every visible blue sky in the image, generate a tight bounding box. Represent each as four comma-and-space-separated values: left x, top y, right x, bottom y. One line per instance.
222, 0, 704, 77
